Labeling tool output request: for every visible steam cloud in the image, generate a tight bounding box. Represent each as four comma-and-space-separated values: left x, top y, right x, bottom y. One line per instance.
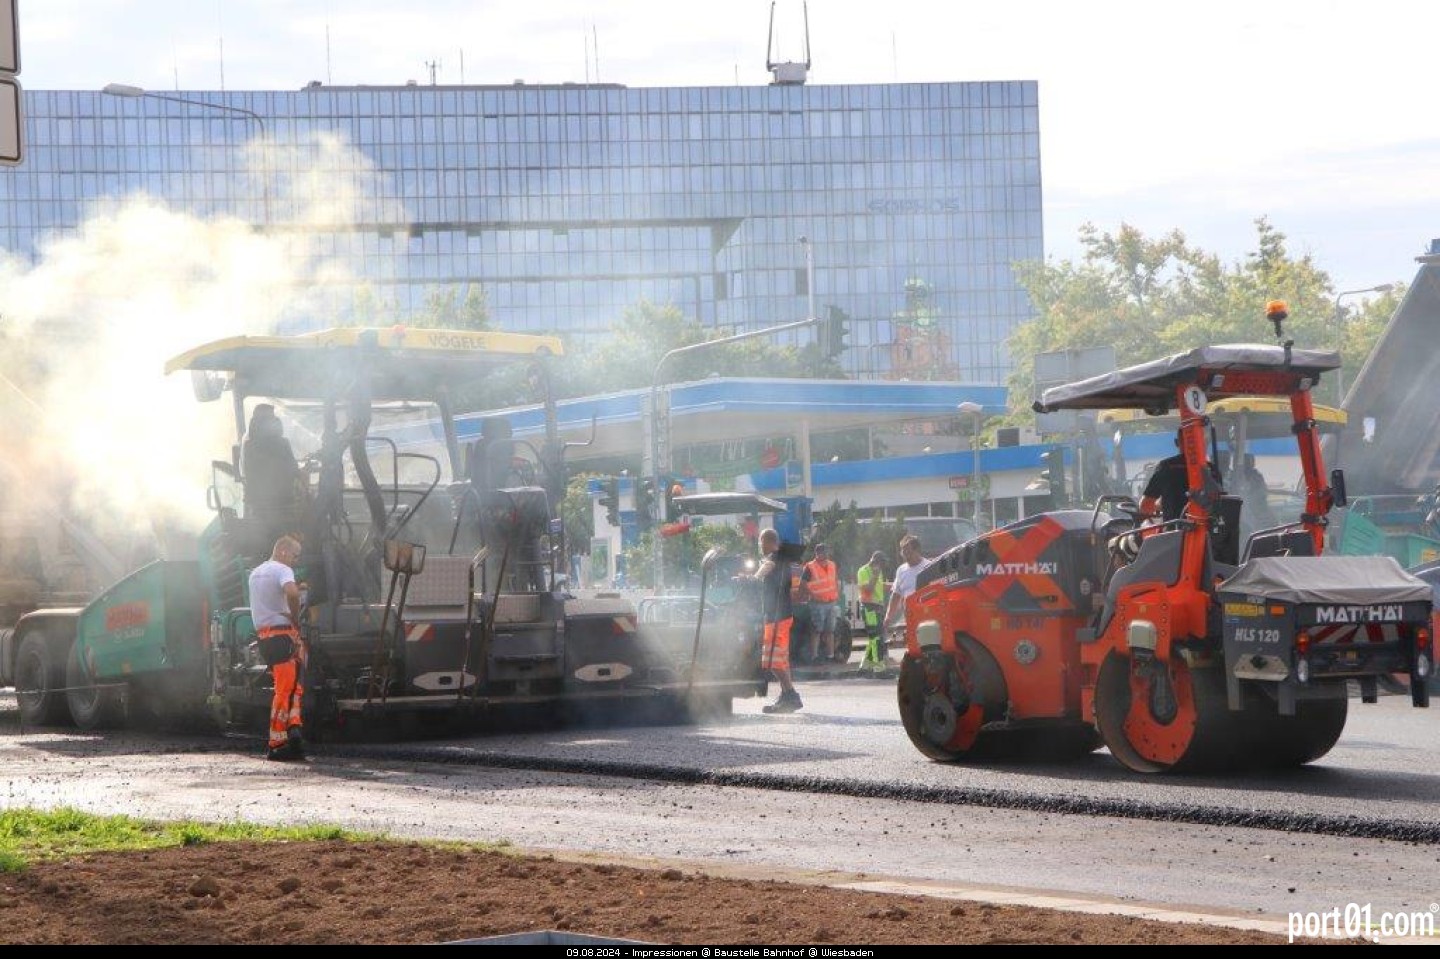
0, 132, 405, 580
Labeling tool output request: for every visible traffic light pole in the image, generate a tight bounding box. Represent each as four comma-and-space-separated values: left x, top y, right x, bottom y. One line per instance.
647, 316, 818, 595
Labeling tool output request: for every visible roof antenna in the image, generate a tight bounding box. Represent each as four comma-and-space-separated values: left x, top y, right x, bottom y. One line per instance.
1266, 299, 1294, 365
766, 0, 811, 86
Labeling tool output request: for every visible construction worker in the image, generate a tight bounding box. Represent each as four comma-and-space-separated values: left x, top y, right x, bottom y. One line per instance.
883, 534, 930, 634
738, 528, 802, 714
249, 534, 307, 762
1140, 449, 1187, 523
856, 550, 889, 672
799, 542, 840, 663
241, 403, 305, 554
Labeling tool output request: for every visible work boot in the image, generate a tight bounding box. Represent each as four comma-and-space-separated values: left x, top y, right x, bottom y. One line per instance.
266, 744, 302, 762
287, 726, 305, 758
762, 690, 803, 714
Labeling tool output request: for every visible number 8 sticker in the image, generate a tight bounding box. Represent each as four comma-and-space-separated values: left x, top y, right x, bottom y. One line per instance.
1183, 386, 1207, 415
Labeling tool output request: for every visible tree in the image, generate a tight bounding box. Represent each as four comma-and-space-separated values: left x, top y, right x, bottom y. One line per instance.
619, 522, 750, 591
806, 501, 910, 580
559, 472, 600, 561
1006, 218, 1401, 422
414, 284, 491, 331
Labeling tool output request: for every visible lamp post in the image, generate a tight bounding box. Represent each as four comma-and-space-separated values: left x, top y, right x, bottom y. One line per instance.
647, 316, 819, 594
102, 82, 271, 227
1332, 283, 1394, 404
797, 235, 816, 324
957, 401, 984, 530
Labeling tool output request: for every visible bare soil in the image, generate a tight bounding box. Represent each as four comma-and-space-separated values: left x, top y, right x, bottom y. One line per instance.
0, 839, 1318, 945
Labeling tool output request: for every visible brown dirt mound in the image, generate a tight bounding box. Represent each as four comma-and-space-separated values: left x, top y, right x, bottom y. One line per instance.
0, 839, 1313, 945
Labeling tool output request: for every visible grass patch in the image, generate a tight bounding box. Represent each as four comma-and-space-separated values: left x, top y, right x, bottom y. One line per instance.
0, 807, 386, 873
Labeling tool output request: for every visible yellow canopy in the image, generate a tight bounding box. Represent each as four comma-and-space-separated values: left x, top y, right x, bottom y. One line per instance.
1099, 397, 1346, 438
164, 326, 563, 403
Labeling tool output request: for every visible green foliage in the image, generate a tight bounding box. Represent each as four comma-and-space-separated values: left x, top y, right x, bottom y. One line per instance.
413, 284, 492, 331
619, 521, 751, 590
560, 472, 600, 555
1007, 218, 1401, 422
806, 501, 910, 579
0, 806, 387, 873
350, 283, 382, 325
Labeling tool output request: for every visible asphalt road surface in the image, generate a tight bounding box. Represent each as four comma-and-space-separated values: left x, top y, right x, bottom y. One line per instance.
2, 677, 1438, 926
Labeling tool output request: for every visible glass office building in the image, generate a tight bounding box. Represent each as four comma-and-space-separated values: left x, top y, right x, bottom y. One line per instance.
2, 80, 1041, 383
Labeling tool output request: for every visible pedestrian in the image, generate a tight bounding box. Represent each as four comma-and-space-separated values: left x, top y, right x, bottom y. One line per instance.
799, 542, 840, 663
738, 528, 803, 714
855, 550, 889, 672
248, 534, 307, 762
883, 534, 930, 633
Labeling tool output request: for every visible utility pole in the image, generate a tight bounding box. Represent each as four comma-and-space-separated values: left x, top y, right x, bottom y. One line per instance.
646, 316, 819, 594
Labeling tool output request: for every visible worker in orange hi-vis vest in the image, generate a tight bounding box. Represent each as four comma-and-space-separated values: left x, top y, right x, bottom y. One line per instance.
248, 535, 308, 762
799, 542, 841, 662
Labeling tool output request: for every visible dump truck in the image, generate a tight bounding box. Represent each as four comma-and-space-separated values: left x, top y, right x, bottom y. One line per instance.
897, 306, 1432, 773
4, 326, 759, 737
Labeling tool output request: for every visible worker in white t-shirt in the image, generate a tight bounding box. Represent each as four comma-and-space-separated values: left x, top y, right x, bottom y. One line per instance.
883, 533, 929, 630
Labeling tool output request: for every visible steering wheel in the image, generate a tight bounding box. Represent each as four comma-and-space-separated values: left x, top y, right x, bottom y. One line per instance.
1111, 497, 1142, 520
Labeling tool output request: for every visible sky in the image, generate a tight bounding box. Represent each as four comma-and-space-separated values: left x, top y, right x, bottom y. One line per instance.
13, 0, 1440, 297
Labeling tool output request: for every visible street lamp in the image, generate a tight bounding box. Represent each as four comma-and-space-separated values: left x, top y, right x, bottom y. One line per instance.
647, 316, 819, 594
102, 82, 271, 226
797, 235, 816, 323
1333, 283, 1394, 404
957, 401, 984, 530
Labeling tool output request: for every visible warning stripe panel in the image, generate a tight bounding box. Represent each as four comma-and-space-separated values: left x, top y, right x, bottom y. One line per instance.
404, 622, 436, 643
1310, 623, 1399, 645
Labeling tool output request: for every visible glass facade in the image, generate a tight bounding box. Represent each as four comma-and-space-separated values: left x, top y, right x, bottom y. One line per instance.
2, 81, 1042, 383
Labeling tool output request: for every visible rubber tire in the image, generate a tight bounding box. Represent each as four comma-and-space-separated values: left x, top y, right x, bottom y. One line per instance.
14, 629, 68, 727
65, 642, 127, 731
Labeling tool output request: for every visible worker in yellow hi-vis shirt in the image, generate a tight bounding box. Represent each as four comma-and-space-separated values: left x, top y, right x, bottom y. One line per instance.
855, 550, 888, 672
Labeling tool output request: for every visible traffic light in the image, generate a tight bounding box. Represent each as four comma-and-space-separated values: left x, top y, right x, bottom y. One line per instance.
598, 476, 620, 527
823, 305, 850, 358
634, 477, 655, 530
1040, 447, 1067, 506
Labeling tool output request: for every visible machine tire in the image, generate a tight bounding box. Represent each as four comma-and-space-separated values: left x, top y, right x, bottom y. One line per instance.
1252, 694, 1349, 768
1094, 650, 1236, 774
65, 643, 127, 731
897, 637, 1008, 763
14, 629, 69, 727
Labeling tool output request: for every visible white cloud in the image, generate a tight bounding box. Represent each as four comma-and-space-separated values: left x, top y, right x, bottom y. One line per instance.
16, 0, 1440, 290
